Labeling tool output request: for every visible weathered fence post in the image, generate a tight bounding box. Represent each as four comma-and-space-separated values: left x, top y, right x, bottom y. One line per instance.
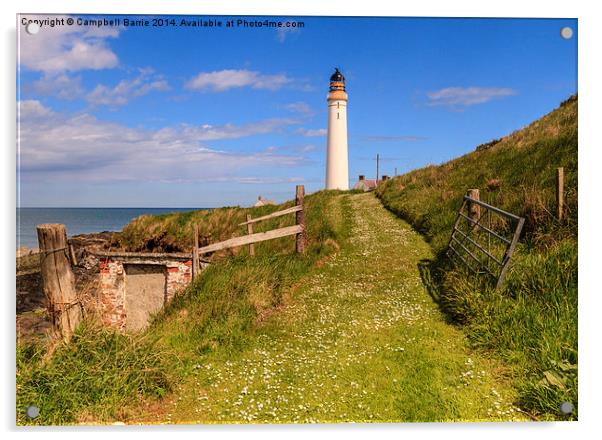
246, 214, 255, 256
36, 224, 82, 340
192, 223, 200, 280
467, 188, 481, 228
295, 185, 307, 254
556, 167, 564, 221
67, 241, 78, 266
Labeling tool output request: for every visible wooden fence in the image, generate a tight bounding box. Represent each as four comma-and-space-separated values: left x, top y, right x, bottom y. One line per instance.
191, 185, 307, 279
34, 186, 308, 337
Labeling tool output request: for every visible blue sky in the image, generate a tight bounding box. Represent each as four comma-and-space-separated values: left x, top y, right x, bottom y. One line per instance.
17, 15, 577, 207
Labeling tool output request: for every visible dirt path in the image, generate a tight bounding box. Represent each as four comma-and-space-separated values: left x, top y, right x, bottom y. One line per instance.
140, 193, 523, 423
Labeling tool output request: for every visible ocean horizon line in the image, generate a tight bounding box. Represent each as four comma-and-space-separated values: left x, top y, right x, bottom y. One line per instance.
16, 207, 215, 249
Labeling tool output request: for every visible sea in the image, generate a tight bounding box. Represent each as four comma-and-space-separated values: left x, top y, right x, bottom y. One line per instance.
17, 207, 204, 249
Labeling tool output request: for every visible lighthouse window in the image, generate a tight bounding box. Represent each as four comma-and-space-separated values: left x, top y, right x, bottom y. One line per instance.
337, 102, 340, 109
337, 112, 340, 119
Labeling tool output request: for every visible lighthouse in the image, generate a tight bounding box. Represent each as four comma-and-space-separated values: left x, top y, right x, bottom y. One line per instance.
325, 68, 349, 190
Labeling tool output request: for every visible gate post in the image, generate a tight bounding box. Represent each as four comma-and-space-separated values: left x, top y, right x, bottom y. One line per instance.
192, 223, 200, 280
246, 214, 255, 256
467, 188, 480, 228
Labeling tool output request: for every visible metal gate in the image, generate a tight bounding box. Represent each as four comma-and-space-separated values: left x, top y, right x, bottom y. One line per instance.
446, 194, 525, 289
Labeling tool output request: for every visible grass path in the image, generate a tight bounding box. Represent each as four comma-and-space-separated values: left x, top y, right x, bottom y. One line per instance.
139, 193, 524, 423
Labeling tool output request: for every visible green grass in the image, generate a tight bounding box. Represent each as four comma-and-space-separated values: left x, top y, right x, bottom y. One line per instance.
127, 193, 524, 423
375, 95, 578, 420
17, 191, 528, 424
16, 322, 172, 425
16, 190, 347, 425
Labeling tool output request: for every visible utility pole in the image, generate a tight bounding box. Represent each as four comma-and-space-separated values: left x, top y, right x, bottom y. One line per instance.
394, 167, 397, 177
376, 153, 380, 181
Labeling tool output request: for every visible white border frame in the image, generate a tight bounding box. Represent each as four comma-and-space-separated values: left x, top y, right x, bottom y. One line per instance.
3, 2, 600, 439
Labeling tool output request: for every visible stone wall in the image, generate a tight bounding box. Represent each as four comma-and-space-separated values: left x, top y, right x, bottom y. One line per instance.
99, 255, 194, 331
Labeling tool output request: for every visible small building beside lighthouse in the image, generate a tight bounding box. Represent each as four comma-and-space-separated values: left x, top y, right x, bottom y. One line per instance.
325, 68, 349, 190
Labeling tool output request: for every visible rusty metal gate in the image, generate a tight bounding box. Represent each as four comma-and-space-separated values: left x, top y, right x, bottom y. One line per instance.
446, 194, 525, 289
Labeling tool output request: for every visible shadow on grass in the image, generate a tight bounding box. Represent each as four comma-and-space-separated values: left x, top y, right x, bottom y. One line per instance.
417, 259, 440, 304
417, 251, 459, 326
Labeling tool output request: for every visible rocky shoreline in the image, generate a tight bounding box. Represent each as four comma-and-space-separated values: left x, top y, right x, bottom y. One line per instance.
17, 230, 119, 258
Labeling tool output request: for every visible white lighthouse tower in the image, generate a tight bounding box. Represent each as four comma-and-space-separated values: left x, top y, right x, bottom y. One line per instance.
325, 68, 349, 190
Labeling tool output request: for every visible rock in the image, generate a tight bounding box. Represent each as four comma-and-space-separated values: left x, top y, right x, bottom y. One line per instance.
81, 254, 100, 270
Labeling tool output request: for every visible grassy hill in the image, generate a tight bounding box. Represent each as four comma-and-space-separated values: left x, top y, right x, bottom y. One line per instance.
375, 95, 578, 419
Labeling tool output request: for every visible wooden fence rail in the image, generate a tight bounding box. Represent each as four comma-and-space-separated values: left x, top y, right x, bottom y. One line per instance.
192, 185, 307, 266
239, 205, 302, 226
197, 225, 303, 255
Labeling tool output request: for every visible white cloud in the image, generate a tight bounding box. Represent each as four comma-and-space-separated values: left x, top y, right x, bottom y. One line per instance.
87, 69, 170, 106
264, 144, 316, 154
29, 73, 83, 99
426, 87, 517, 107
276, 26, 301, 43
17, 100, 305, 183
27, 68, 169, 106
362, 135, 427, 142
285, 101, 313, 115
186, 69, 292, 92
153, 117, 301, 142
232, 176, 304, 184
19, 17, 119, 73
296, 128, 327, 137
18, 99, 52, 119
297, 144, 316, 152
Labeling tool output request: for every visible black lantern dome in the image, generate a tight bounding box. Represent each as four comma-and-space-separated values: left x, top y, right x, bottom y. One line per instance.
329, 68, 346, 92
330, 68, 345, 82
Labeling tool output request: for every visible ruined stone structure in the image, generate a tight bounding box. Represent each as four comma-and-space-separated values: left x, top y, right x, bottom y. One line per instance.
98, 252, 201, 332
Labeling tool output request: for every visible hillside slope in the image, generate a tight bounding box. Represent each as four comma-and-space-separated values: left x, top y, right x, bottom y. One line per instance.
376, 95, 578, 420
377, 94, 576, 252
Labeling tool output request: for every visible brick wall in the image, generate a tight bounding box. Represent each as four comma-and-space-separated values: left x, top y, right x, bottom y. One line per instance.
166, 260, 192, 302
99, 257, 193, 331
100, 259, 127, 331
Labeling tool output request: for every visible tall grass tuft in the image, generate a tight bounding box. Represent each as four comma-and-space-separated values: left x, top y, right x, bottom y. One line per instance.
16, 321, 172, 425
